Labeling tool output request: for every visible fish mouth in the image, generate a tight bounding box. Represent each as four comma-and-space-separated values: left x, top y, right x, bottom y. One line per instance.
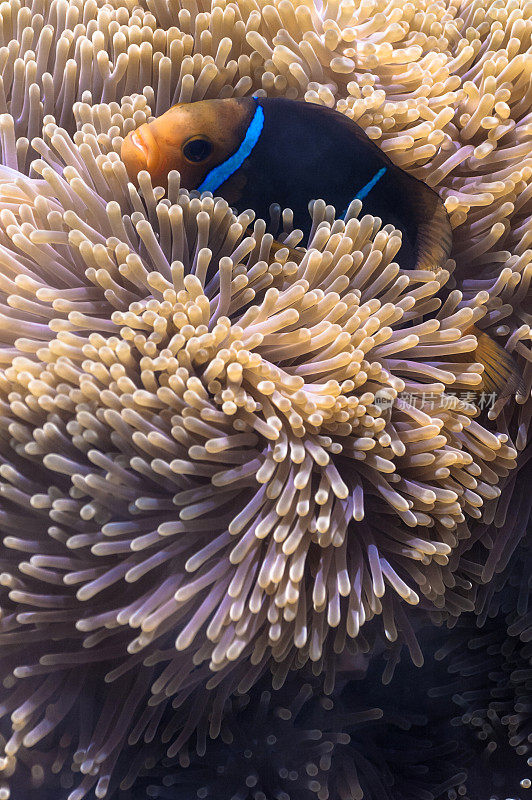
129, 129, 150, 161
122, 124, 162, 176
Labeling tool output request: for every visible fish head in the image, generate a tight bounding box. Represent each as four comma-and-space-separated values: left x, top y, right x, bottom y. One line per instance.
120, 98, 255, 191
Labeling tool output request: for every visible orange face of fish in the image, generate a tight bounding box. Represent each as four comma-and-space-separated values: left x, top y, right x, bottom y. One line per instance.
120, 98, 254, 190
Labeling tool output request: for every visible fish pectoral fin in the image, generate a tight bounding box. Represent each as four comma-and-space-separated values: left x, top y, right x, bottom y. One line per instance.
244, 228, 306, 265
270, 239, 305, 264
473, 328, 524, 398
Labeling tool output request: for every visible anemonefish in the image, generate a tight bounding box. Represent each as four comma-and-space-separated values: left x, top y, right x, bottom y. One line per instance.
121, 96, 520, 399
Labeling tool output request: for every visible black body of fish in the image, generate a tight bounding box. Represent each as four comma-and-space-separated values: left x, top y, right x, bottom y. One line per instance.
224, 97, 452, 271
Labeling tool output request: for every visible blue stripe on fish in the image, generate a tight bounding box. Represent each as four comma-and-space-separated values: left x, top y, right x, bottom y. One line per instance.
341, 166, 388, 218
354, 166, 387, 200
197, 101, 265, 194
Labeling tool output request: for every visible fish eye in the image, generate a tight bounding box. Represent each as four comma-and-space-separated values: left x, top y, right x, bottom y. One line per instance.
183, 137, 213, 163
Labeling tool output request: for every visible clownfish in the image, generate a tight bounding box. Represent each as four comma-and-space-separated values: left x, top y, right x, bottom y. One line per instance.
121, 96, 451, 268
121, 96, 521, 399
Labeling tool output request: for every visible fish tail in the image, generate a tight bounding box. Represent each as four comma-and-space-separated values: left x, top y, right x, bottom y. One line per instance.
269, 238, 300, 261
470, 326, 524, 399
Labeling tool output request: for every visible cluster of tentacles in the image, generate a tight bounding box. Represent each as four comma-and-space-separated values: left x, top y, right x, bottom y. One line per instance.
0, 0, 530, 798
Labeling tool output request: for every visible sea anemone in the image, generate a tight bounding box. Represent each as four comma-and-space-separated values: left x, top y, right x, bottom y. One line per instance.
1, 0, 531, 402
113, 667, 470, 800
428, 543, 532, 795
431, 615, 532, 796
420, 448, 531, 794
0, 0, 531, 797
126, 678, 383, 800
0, 104, 521, 794
421, 441, 532, 633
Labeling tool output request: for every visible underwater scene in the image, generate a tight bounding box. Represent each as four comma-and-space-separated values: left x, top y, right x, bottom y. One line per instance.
0, 0, 530, 797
